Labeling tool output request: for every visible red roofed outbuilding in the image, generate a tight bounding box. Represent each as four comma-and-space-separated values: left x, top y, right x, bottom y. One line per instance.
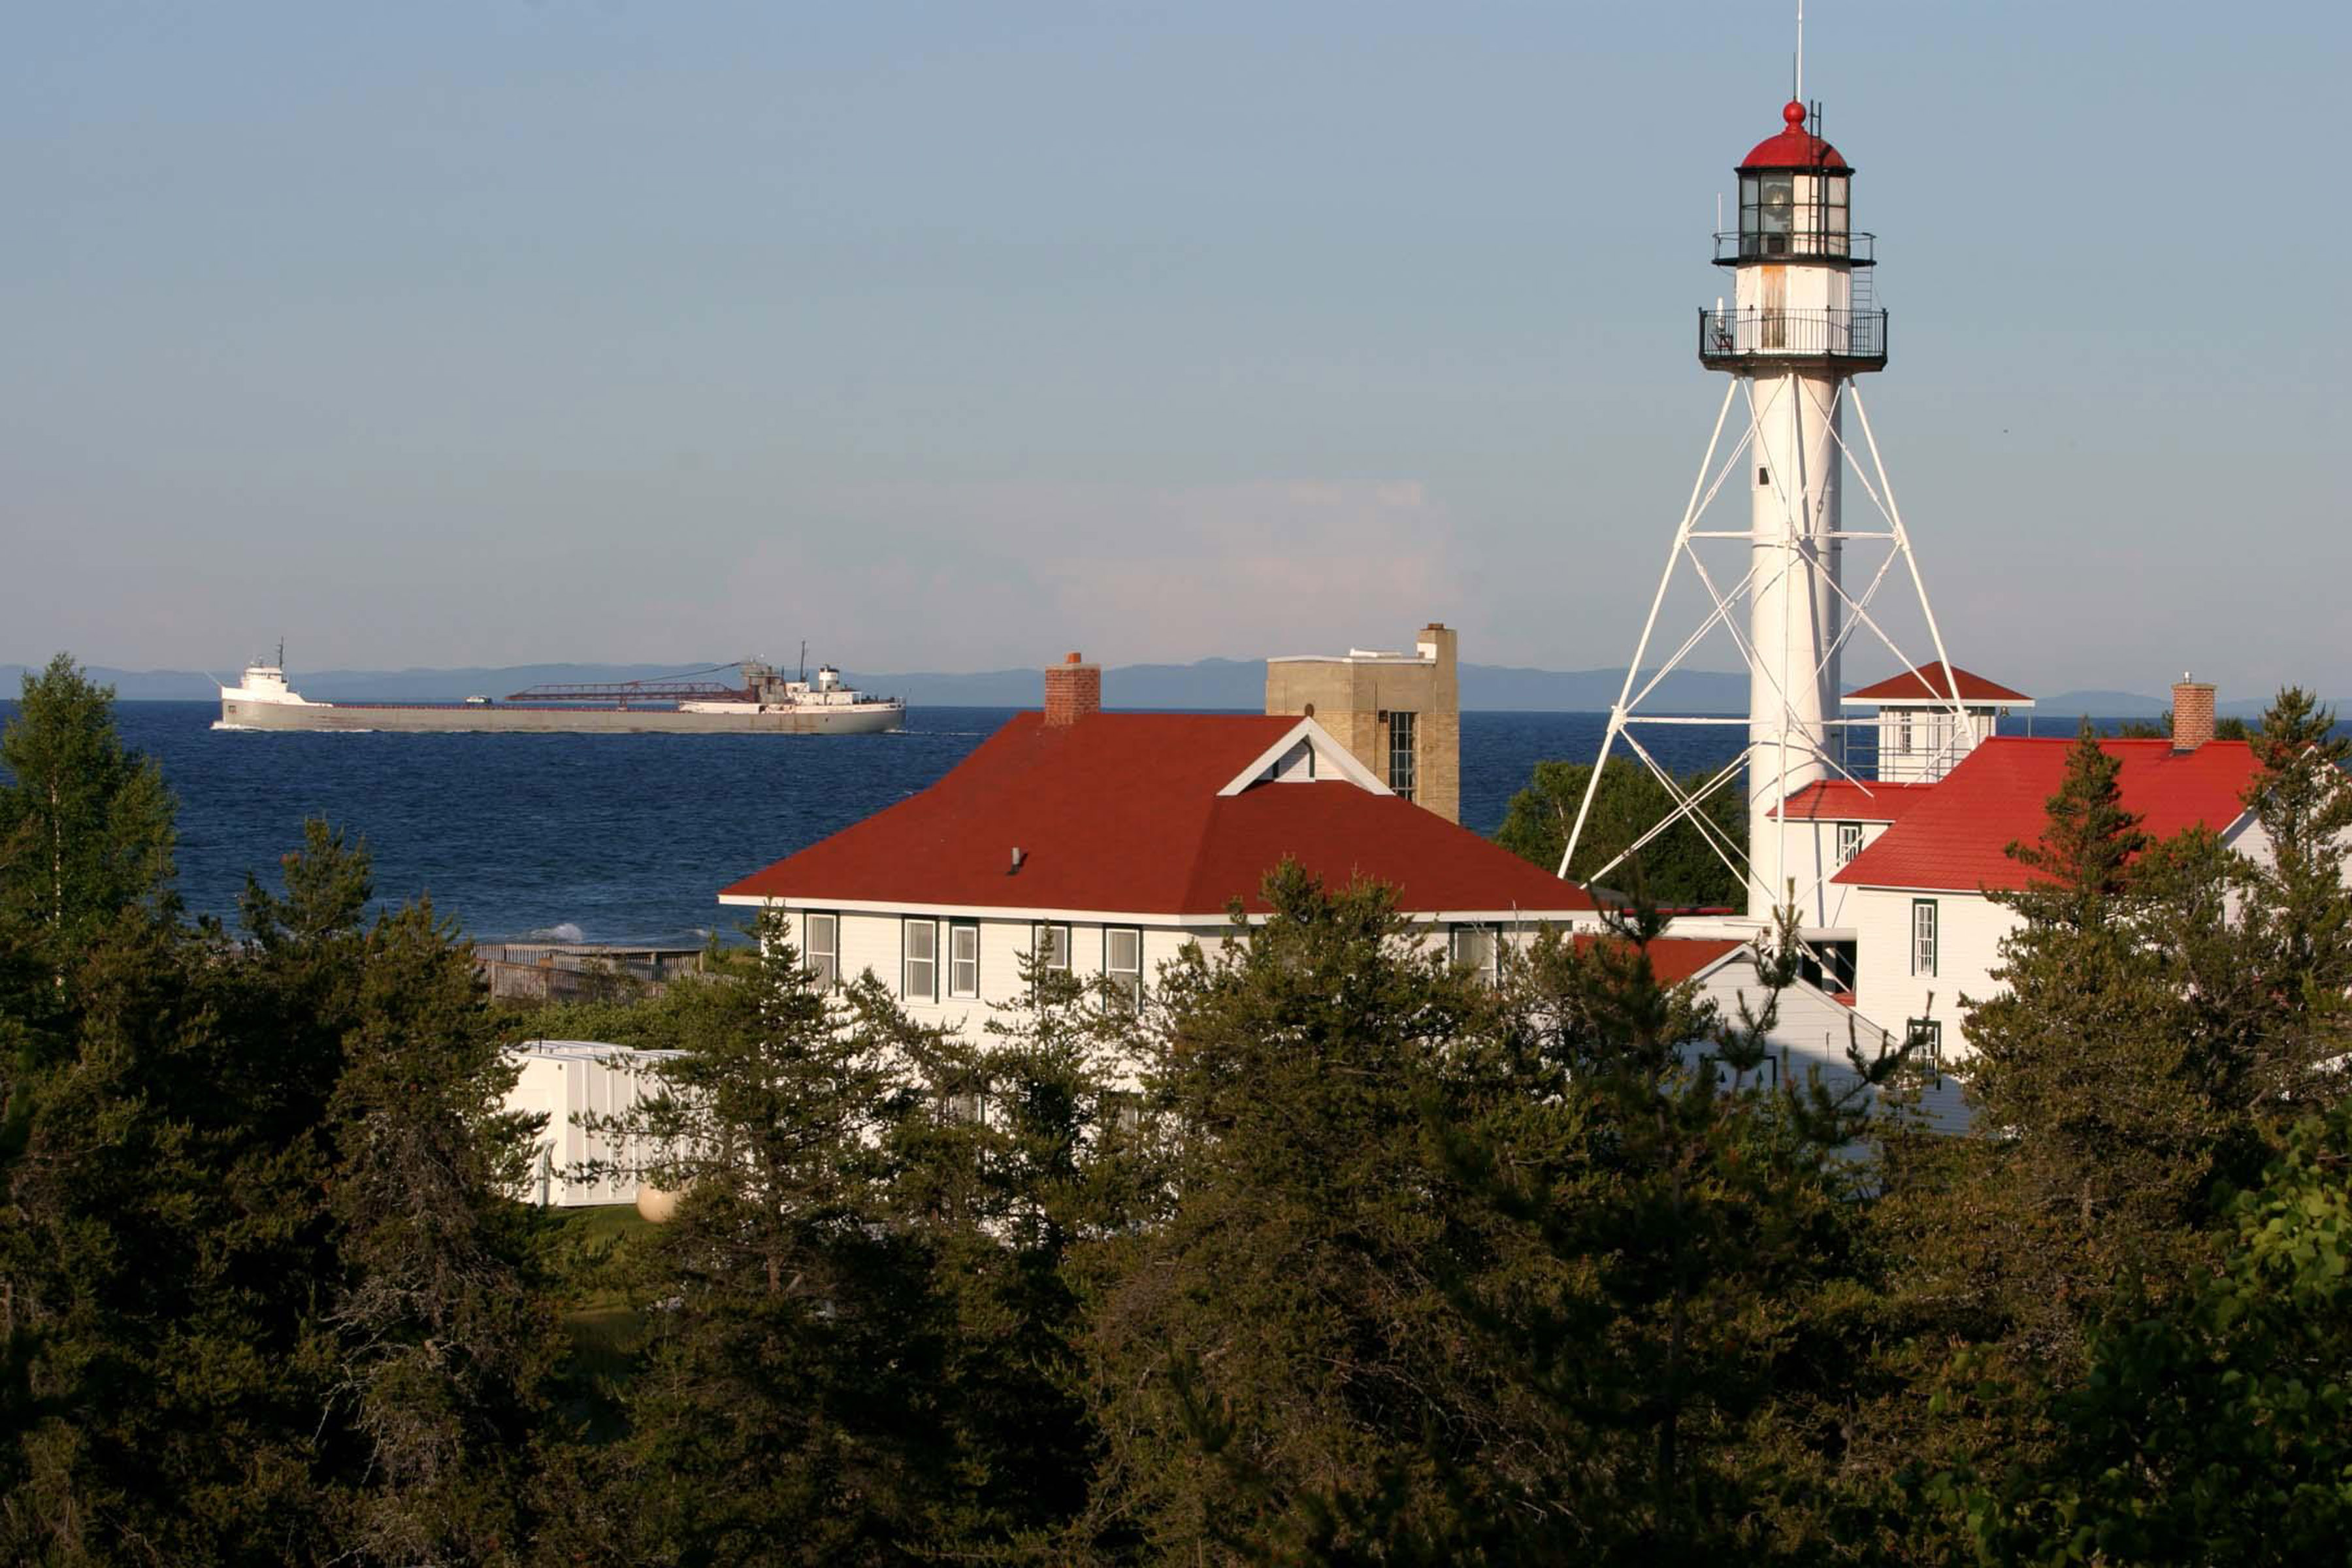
1838, 734, 2262, 1059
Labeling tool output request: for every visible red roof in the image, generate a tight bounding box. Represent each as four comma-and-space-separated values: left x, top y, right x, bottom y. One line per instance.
1771, 779, 1938, 823
1844, 664, 2033, 706
1833, 738, 2260, 893
721, 711, 1597, 918
1740, 101, 1848, 171
1573, 934, 1744, 985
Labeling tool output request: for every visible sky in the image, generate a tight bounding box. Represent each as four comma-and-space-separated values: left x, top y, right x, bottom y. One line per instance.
5, 1, 2345, 698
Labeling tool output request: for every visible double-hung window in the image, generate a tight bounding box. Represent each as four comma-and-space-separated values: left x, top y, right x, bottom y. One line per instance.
802, 911, 839, 988
1836, 821, 1865, 866
1908, 1017, 1945, 1083
947, 921, 981, 999
1034, 922, 1071, 976
1104, 927, 1143, 1013
1450, 924, 1499, 987
1911, 899, 1938, 977
903, 917, 938, 1002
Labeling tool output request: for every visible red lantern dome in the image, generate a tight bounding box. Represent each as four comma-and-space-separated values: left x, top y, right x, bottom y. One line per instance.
1740, 100, 1848, 172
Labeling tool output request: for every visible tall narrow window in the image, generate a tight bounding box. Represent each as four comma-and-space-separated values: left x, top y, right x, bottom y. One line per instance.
948, 921, 980, 999
1450, 924, 1498, 987
1388, 710, 1417, 802
1034, 922, 1071, 975
1908, 1018, 1944, 1083
1104, 927, 1143, 1013
803, 911, 839, 989
1896, 711, 1914, 756
903, 917, 938, 1002
1912, 900, 1938, 977
1835, 822, 1864, 866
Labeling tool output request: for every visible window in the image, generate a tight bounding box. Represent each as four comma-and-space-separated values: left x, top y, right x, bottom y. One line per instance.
1836, 822, 1864, 866
803, 911, 839, 988
1912, 899, 1938, 977
1034, 922, 1071, 976
1450, 924, 1499, 986
943, 1082, 989, 1126
903, 917, 938, 1002
1388, 710, 1417, 802
948, 921, 980, 999
1907, 1017, 1944, 1083
1104, 927, 1143, 1013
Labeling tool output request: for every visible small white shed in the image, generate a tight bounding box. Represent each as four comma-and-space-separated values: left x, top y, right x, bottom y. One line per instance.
502, 1039, 685, 1207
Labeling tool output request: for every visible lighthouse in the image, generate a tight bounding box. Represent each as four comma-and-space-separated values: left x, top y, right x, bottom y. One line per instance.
1561, 91, 1970, 930
1713, 100, 1879, 921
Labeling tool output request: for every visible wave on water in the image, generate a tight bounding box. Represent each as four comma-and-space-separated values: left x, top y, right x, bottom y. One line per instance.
525, 922, 587, 943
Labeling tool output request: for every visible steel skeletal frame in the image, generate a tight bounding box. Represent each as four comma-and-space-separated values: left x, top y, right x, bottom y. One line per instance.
1556, 373, 1972, 924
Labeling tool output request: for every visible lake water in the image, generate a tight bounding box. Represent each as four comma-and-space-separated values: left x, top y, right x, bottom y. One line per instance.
0, 701, 2178, 945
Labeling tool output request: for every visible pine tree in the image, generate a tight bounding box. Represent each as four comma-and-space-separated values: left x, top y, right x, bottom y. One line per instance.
1494, 758, 1746, 908
2234, 687, 2352, 1112
555, 918, 936, 1565
321, 893, 555, 1564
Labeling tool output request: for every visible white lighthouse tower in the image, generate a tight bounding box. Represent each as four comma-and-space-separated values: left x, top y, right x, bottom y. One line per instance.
1561, 91, 1972, 930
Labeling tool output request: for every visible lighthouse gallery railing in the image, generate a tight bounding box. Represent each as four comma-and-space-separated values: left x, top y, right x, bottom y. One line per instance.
1698, 306, 1887, 366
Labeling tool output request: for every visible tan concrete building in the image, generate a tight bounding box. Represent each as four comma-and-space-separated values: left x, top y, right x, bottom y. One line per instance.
1265, 623, 1460, 823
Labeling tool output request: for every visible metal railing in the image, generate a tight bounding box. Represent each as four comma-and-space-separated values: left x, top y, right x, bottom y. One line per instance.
1698, 307, 1887, 365
1714, 229, 1875, 265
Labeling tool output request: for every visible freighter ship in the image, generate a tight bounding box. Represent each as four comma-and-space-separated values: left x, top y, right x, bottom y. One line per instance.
216, 653, 906, 734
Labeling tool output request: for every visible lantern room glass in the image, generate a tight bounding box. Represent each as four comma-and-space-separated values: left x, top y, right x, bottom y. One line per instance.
1739, 169, 1852, 259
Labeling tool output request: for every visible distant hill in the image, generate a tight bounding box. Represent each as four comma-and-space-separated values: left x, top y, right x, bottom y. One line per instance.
2041, 690, 2293, 721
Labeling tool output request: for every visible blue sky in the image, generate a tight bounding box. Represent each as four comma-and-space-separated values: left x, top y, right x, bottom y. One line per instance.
5, 1, 2344, 698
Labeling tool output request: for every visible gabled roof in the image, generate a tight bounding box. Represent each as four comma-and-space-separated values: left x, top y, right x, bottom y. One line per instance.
1834, 738, 2260, 893
1573, 934, 1747, 985
1771, 779, 1938, 823
720, 711, 1597, 919
1842, 664, 2033, 706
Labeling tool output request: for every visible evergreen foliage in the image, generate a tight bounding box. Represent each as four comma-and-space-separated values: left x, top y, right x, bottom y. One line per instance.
1494, 757, 1745, 907
5, 662, 2350, 1564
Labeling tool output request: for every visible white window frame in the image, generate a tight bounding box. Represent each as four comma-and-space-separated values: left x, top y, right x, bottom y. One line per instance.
1104, 926, 1143, 1013
1911, 899, 1938, 978
1449, 924, 1499, 986
1908, 1017, 1944, 1084
802, 911, 839, 990
1835, 821, 1865, 866
903, 917, 939, 1002
1033, 921, 1071, 976
947, 920, 980, 1000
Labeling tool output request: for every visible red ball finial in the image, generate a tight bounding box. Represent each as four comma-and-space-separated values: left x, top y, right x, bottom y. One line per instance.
1782, 99, 1807, 129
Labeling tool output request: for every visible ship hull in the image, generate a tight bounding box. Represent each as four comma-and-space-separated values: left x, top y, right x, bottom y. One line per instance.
218, 700, 906, 734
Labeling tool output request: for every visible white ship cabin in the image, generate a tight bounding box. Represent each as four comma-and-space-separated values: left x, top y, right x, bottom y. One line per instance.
1842, 664, 2034, 783
220, 655, 318, 708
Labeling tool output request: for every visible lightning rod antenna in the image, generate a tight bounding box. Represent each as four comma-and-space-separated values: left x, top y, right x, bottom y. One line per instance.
1796, 0, 1805, 106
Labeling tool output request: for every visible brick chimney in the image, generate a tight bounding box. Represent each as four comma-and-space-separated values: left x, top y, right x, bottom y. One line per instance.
2171, 674, 2217, 753
1043, 652, 1102, 727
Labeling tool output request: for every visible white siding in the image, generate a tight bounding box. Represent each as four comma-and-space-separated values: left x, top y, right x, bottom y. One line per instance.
1690, 960, 1972, 1134
502, 1041, 685, 1208
1849, 886, 2017, 1058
